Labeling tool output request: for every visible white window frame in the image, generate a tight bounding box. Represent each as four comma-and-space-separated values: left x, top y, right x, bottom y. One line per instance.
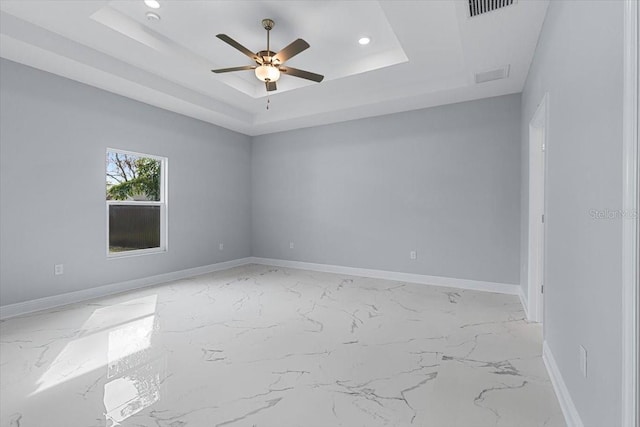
106, 148, 168, 258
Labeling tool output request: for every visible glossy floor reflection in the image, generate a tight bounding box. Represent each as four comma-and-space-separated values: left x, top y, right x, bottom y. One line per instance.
0, 264, 565, 427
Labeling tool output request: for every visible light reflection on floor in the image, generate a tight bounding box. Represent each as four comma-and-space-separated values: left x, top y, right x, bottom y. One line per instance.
104, 357, 163, 426
29, 295, 164, 426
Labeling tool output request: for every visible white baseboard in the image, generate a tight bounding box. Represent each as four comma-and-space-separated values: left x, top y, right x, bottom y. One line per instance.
1, 257, 520, 319
0, 257, 253, 320
519, 286, 529, 319
250, 257, 520, 295
542, 341, 584, 427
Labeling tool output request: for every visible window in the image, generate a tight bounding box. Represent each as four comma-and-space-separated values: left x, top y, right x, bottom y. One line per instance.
106, 149, 167, 256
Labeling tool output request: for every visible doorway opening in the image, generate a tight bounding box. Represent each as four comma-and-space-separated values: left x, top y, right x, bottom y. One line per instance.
527, 93, 548, 324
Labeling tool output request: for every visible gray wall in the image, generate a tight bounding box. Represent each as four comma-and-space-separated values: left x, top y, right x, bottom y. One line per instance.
0, 59, 252, 306
252, 94, 522, 285
520, 1, 624, 425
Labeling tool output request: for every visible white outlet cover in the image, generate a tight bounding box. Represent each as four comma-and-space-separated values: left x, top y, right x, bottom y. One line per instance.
289, 242, 295, 249
410, 251, 417, 260
219, 243, 224, 251
54, 264, 64, 275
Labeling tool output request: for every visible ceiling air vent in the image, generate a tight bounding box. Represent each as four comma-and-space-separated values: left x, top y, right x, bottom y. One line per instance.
469, 0, 515, 17
475, 65, 510, 84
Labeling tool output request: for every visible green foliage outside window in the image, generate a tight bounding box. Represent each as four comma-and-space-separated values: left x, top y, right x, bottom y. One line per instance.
106, 153, 161, 201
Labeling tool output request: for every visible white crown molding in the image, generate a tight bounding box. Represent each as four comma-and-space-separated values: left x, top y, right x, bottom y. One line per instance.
0, 257, 253, 320
542, 341, 585, 427
622, 0, 639, 426
250, 257, 520, 295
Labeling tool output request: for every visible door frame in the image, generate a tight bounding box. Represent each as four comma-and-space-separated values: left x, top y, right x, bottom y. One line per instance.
527, 93, 549, 324
622, 0, 639, 425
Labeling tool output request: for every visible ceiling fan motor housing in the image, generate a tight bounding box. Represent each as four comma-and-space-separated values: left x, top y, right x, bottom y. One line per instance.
257, 50, 277, 64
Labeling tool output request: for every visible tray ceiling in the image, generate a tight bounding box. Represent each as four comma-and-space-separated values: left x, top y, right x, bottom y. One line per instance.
0, 0, 549, 136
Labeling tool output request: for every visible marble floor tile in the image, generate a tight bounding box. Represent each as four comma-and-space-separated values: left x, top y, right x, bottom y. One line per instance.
0, 264, 565, 427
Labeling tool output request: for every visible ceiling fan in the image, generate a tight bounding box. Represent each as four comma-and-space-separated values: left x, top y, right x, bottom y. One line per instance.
211, 18, 324, 93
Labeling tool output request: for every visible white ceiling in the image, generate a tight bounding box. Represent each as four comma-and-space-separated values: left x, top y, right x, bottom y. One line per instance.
0, 0, 549, 136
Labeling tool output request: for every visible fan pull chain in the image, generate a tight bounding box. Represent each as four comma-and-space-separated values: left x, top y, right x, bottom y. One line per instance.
266, 95, 270, 110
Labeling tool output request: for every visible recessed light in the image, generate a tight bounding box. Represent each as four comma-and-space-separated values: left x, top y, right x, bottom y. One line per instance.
146, 11, 161, 21
358, 37, 371, 45
144, 0, 160, 9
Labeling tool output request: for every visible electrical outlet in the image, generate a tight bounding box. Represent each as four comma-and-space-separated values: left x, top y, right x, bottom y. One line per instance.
54, 264, 64, 275
410, 250, 417, 260
579, 345, 588, 378
289, 242, 295, 249
219, 243, 224, 251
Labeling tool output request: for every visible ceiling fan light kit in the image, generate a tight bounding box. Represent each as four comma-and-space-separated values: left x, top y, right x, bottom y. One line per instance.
211, 17, 324, 100
255, 65, 281, 82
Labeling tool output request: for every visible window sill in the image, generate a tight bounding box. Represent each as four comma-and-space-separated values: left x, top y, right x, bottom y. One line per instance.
107, 248, 167, 259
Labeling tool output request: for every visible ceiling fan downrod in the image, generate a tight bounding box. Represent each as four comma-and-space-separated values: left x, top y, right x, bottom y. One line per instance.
263, 18, 274, 106
262, 18, 274, 57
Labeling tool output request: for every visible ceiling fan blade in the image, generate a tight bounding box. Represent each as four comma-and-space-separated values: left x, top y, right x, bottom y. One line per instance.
266, 81, 277, 91
216, 34, 261, 63
272, 39, 310, 64
279, 66, 324, 82
211, 65, 257, 73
